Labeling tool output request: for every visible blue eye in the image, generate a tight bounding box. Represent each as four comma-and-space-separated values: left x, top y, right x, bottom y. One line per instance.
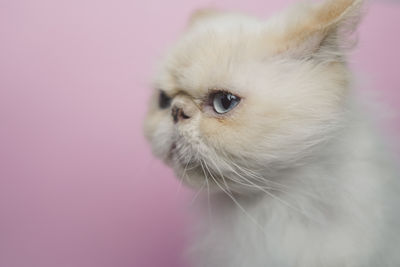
212, 91, 240, 114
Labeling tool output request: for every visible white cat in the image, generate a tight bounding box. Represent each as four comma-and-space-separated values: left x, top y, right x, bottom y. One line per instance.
144, 0, 400, 266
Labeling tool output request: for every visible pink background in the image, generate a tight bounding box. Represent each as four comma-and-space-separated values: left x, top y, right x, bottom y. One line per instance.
0, 1, 399, 267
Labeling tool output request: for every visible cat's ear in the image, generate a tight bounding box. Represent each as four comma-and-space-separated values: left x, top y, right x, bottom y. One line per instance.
187, 8, 221, 27
272, 0, 364, 61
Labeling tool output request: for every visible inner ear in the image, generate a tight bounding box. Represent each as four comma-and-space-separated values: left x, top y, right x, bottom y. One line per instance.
271, 0, 364, 60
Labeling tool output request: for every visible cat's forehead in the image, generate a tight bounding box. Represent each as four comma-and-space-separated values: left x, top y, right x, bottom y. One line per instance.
157, 20, 268, 97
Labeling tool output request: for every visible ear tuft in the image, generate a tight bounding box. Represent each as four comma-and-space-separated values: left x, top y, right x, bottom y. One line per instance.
274, 0, 365, 61
313, 0, 364, 30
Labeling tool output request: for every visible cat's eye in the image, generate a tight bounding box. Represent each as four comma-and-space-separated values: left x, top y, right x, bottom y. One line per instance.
158, 90, 171, 109
211, 91, 241, 114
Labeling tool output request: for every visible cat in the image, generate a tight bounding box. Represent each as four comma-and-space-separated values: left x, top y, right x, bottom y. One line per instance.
144, 0, 400, 266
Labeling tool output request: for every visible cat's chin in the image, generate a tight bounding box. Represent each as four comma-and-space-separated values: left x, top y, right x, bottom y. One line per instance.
171, 160, 250, 194
170, 156, 213, 189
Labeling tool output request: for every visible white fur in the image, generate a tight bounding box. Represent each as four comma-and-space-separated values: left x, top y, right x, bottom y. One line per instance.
188, 106, 400, 267
144, 0, 400, 266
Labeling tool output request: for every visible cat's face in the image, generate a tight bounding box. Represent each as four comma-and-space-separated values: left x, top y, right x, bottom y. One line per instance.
144, 0, 362, 192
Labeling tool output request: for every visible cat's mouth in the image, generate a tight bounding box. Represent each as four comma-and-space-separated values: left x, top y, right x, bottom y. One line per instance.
168, 142, 200, 170
167, 142, 233, 189
166, 142, 177, 166
167, 142, 184, 165
167, 142, 176, 159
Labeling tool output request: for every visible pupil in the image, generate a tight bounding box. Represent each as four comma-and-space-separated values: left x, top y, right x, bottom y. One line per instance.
159, 90, 171, 109
221, 94, 232, 109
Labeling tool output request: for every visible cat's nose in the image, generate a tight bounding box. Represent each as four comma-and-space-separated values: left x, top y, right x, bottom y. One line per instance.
171, 106, 190, 123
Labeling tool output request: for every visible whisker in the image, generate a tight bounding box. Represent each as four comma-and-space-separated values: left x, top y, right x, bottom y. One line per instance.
200, 160, 213, 223
209, 152, 323, 224
175, 153, 194, 196
221, 152, 333, 206
202, 159, 268, 236
189, 180, 207, 206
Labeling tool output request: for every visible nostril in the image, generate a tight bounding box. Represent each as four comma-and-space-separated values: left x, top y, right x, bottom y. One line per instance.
180, 110, 190, 120
171, 107, 179, 123
171, 107, 190, 123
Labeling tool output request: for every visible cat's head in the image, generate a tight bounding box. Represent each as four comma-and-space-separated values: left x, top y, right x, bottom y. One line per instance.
144, 0, 363, 192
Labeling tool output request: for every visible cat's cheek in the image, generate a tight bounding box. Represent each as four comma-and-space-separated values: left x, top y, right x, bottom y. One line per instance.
143, 109, 161, 142
144, 111, 175, 160
198, 117, 230, 145
198, 114, 254, 152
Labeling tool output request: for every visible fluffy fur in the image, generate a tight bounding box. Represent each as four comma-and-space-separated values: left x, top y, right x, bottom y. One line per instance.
144, 0, 400, 266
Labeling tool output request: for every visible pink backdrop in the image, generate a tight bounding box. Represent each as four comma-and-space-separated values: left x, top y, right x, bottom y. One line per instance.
0, 1, 399, 267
